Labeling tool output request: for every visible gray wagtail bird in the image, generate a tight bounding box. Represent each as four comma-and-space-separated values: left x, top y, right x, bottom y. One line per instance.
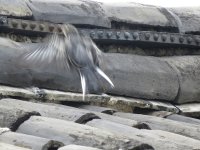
18, 24, 114, 99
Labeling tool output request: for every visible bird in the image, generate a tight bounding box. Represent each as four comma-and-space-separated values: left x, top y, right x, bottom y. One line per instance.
17, 24, 114, 99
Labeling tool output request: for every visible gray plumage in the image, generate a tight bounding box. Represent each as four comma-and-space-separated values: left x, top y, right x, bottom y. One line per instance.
18, 24, 114, 99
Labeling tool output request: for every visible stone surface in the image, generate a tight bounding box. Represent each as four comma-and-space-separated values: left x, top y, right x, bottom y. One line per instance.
27, 0, 110, 28
77, 105, 117, 114
17, 116, 147, 150
0, 90, 199, 150
163, 56, 200, 104
0, 84, 179, 113
102, 2, 178, 30
2, 0, 200, 35
166, 114, 200, 126
0, 104, 40, 131
58, 145, 101, 150
0, 0, 32, 17
0, 86, 35, 99
92, 112, 139, 127
0, 128, 9, 135
86, 119, 194, 150
101, 53, 179, 101
0, 98, 140, 127
0, 85, 109, 103
0, 142, 31, 150
0, 131, 64, 150
0, 99, 99, 123
145, 111, 174, 117
114, 112, 200, 140
94, 96, 179, 113
0, 84, 178, 113
176, 103, 200, 118
42, 89, 110, 102
170, 7, 200, 33
148, 130, 200, 149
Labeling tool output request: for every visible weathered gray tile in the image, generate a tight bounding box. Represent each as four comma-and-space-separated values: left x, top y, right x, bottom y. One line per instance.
0, 142, 31, 150
86, 119, 194, 150
0, 130, 64, 150
27, 0, 110, 28
0, 99, 98, 123
102, 3, 178, 29
114, 112, 200, 140
0, 0, 32, 17
17, 116, 148, 150
58, 145, 101, 150
170, 7, 200, 33
0, 104, 40, 131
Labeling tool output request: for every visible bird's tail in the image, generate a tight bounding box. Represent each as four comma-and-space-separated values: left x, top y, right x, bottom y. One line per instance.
78, 66, 114, 100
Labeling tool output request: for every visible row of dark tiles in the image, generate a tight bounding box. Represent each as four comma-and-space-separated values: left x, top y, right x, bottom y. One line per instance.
0, 98, 200, 150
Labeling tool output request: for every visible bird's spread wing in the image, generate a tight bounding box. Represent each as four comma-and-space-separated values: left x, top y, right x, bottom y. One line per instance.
19, 33, 70, 71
